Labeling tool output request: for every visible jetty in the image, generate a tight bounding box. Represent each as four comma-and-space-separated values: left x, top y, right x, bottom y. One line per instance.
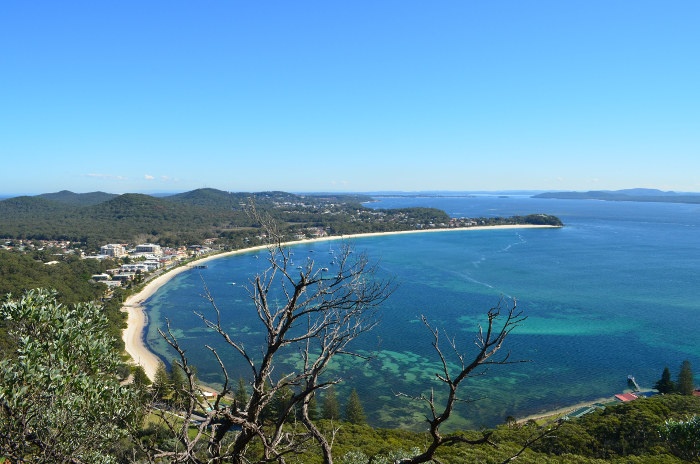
627, 375, 641, 392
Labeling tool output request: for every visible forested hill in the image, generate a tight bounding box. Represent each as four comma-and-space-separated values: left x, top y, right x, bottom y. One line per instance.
534, 188, 700, 204
0, 189, 561, 250
38, 190, 118, 206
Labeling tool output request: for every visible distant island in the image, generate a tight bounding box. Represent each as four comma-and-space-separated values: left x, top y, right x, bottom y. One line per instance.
533, 188, 700, 204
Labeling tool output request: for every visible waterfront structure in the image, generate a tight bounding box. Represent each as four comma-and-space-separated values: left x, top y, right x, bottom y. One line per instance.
135, 243, 162, 256
100, 243, 127, 258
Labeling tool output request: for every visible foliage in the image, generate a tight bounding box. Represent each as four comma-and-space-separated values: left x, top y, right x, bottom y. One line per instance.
0, 249, 128, 356
322, 385, 341, 421
0, 249, 116, 304
677, 360, 695, 395
234, 377, 249, 409
655, 366, 676, 394
0, 289, 142, 463
132, 365, 152, 387
152, 361, 171, 400
659, 415, 700, 462
533, 394, 700, 461
345, 388, 366, 425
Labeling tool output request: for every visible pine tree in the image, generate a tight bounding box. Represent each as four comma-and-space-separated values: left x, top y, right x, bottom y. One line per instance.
132, 365, 152, 387
152, 361, 171, 401
344, 388, 366, 425
677, 360, 695, 395
234, 377, 249, 410
170, 359, 188, 407
655, 366, 676, 394
321, 385, 340, 420
270, 384, 295, 422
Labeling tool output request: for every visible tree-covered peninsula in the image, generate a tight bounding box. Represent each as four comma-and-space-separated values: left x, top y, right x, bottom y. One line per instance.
0, 188, 562, 250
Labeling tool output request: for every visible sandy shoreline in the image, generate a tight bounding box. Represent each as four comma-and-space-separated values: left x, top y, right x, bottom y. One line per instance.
516, 396, 617, 424
122, 224, 556, 381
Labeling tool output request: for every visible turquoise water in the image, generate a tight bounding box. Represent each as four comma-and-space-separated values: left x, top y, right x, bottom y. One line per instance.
143, 195, 700, 429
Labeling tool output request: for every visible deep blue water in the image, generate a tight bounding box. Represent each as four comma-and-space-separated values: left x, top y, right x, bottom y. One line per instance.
143, 195, 700, 429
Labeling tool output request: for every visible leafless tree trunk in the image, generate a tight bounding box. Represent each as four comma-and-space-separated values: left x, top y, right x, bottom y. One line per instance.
396, 299, 532, 463
150, 206, 393, 463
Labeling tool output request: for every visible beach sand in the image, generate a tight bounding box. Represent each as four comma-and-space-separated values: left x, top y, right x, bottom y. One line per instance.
516, 396, 617, 424
121, 224, 557, 380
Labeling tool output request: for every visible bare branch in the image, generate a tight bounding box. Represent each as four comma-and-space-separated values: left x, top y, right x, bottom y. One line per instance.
396, 298, 529, 464
153, 206, 394, 464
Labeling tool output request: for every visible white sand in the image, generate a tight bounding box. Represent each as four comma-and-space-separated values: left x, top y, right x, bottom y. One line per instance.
516, 396, 617, 424
121, 224, 558, 380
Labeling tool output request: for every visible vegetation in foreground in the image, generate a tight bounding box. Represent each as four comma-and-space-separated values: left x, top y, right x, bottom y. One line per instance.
1, 287, 698, 464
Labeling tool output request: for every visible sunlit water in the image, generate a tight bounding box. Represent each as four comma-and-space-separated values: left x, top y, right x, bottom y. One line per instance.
143, 195, 700, 429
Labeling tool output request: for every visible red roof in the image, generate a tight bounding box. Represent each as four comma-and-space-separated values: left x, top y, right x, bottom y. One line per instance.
615, 393, 638, 402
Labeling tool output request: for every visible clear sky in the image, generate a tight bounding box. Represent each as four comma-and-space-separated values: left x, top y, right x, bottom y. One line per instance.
2, 1, 699, 195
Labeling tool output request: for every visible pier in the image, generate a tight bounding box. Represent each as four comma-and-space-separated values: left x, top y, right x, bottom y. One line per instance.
627, 375, 641, 392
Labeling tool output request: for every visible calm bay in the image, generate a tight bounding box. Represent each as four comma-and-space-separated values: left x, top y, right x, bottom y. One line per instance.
142, 195, 700, 429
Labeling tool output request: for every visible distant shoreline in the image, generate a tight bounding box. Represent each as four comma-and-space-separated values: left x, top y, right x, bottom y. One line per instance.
122, 224, 557, 381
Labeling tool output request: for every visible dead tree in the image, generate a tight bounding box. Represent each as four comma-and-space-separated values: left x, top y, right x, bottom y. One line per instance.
396, 299, 533, 463
151, 209, 394, 464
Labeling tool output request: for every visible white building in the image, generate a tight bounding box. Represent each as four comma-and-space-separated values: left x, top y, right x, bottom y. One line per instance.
135, 243, 162, 256
142, 260, 161, 271
100, 243, 127, 257
120, 263, 150, 273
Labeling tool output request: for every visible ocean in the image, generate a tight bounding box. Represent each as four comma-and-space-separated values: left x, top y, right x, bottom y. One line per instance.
142, 194, 700, 430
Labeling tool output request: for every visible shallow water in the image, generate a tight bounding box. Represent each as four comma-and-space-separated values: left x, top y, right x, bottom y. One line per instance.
143, 195, 700, 429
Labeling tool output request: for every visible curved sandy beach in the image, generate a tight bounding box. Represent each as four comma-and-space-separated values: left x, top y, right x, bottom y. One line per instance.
122, 225, 556, 380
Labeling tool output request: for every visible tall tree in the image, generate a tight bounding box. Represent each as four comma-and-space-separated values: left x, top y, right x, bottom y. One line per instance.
677, 360, 695, 395
344, 388, 366, 425
234, 377, 249, 409
655, 366, 676, 394
169, 358, 189, 408
0, 289, 142, 463
322, 385, 340, 421
152, 361, 171, 401
132, 365, 152, 388
307, 392, 319, 421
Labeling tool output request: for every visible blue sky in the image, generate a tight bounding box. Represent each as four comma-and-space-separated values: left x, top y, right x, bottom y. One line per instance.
2, 1, 699, 194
